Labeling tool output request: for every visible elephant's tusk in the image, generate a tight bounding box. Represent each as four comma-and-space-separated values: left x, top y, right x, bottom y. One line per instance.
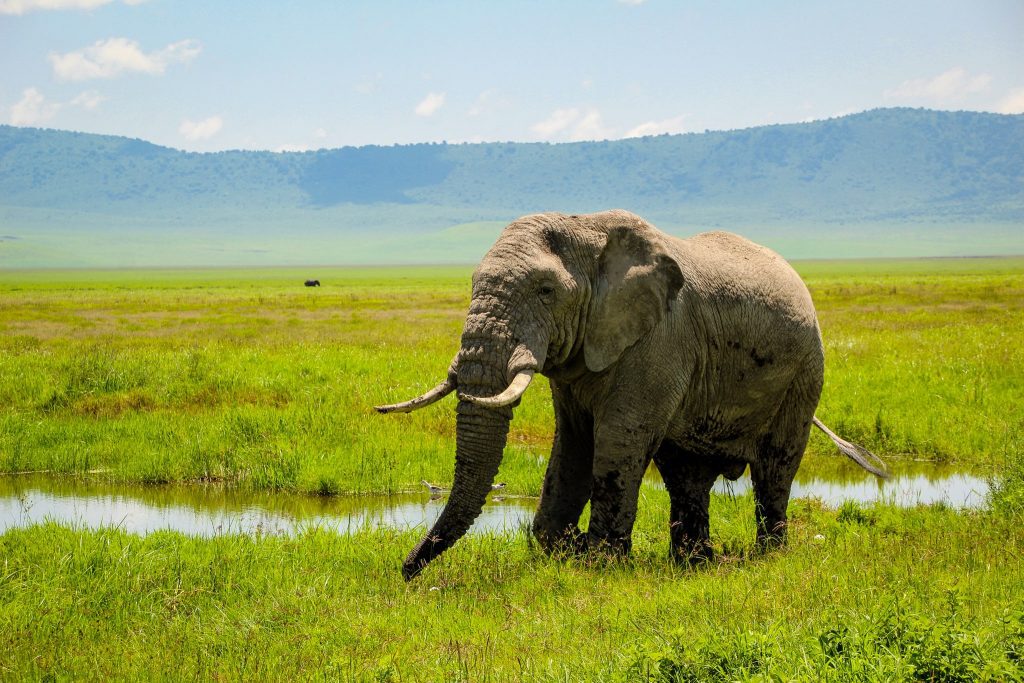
459, 370, 534, 408
375, 377, 456, 413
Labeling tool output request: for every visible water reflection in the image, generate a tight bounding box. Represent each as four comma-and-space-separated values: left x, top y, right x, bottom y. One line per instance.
0, 463, 989, 538
0, 476, 533, 538
709, 472, 988, 508
645, 456, 989, 508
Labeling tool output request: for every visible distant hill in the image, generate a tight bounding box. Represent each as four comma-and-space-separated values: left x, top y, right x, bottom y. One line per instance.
1, 108, 1021, 267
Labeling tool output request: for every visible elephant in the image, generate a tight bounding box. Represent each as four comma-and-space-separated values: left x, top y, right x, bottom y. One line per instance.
376, 210, 887, 580
304, 279, 321, 287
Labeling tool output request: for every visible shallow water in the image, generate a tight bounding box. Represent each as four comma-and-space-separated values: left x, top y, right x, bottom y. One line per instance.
0, 463, 989, 538
708, 472, 988, 508
0, 477, 533, 537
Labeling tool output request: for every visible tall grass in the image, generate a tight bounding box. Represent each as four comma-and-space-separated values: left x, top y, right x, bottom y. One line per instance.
0, 499, 1021, 680
2, 259, 1021, 492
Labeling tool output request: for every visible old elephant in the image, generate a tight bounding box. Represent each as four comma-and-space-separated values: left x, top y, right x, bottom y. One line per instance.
377, 210, 886, 580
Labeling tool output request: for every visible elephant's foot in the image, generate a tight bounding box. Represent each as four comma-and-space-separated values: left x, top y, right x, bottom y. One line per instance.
670, 540, 716, 567
667, 517, 715, 566
668, 524, 715, 566
755, 520, 788, 553
532, 522, 587, 557
585, 530, 632, 557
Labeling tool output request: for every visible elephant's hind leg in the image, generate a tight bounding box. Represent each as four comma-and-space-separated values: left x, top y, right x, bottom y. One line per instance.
653, 442, 720, 565
750, 380, 819, 550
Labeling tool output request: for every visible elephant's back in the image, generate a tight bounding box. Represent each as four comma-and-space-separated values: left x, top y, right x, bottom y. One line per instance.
675, 230, 816, 330
673, 229, 823, 392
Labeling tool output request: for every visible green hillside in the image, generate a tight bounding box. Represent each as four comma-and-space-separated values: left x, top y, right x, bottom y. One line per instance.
1, 108, 1021, 267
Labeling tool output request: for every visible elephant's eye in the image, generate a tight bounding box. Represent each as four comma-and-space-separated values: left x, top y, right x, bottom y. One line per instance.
538, 284, 556, 299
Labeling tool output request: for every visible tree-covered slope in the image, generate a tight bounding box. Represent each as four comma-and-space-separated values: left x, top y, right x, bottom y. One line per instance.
0, 108, 1021, 266
431, 108, 1023, 222
2, 108, 1021, 221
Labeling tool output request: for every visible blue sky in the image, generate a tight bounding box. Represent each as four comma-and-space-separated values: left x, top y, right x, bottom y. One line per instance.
2, 0, 1022, 152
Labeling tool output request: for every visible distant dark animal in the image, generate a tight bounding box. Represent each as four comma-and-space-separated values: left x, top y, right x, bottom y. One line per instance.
304, 279, 321, 287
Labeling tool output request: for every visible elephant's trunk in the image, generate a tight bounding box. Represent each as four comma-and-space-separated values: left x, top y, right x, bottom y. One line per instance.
402, 338, 544, 581
402, 400, 510, 580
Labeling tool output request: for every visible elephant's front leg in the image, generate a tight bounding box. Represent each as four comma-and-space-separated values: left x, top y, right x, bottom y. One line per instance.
586, 423, 656, 555
532, 382, 594, 554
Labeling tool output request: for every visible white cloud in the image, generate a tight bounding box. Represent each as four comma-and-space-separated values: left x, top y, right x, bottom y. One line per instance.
531, 108, 580, 138
9, 87, 60, 125
50, 37, 200, 81
179, 115, 223, 141
571, 109, 612, 141
70, 90, 104, 110
996, 88, 1024, 114
625, 115, 688, 138
531, 107, 613, 141
618, 0, 646, 5
884, 67, 992, 103
414, 91, 445, 117
0, 0, 146, 15
8, 86, 102, 125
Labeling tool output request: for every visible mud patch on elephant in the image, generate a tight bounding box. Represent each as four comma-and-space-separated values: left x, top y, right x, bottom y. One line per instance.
594, 469, 625, 520
749, 347, 774, 367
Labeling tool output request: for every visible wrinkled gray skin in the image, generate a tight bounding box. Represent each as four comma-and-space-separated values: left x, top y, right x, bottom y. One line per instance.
378, 210, 886, 580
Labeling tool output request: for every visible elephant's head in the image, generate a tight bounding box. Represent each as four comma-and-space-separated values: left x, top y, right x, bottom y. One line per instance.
376, 210, 683, 579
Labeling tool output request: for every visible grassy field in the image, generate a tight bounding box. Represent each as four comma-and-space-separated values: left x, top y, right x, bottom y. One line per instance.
1, 258, 1023, 680
1, 258, 1021, 490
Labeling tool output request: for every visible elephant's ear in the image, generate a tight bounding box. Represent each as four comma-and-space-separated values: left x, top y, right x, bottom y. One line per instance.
584, 225, 684, 373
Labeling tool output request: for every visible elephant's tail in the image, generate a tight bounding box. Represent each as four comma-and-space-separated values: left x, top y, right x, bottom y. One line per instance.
812, 417, 890, 479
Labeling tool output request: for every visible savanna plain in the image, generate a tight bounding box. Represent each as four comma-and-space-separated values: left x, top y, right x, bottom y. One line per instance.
1, 257, 1023, 681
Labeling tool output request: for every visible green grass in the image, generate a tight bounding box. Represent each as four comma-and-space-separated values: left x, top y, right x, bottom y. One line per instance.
1, 258, 1021, 491
1, 258, 1023, 680
1, 500, 1021, 680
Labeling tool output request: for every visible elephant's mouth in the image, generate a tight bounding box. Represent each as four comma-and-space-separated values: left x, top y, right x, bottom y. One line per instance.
457, 369, 534, 407
376, 342, 544, 414
374, 362, 539, 414
457, 343, 544, 406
